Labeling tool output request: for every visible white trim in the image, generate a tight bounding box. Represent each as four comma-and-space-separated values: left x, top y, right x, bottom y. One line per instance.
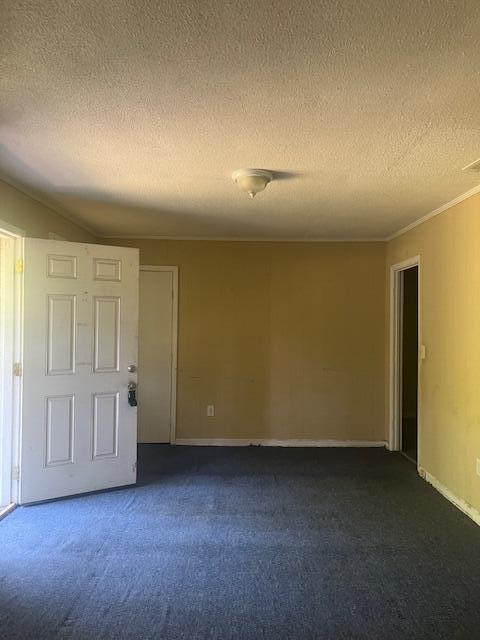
0, 177, 99, 238
2, 178, 480, 244
388, 256, 421, 457
11, 236, 23, 505
0, 502, 16, 521
139, 265, 178, 444
421, 468, 480, 528
102, 235, 384, 242
0, 218, 25, 238
175, 438, 386, 447
386, 183, 480, 241
461, 157, 480, 172
88, 183, 480, 243
0, 227, 24, 508
0, 237, 14, 507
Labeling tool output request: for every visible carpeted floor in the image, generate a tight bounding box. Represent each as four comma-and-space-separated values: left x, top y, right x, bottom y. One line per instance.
1, 445, 480, 639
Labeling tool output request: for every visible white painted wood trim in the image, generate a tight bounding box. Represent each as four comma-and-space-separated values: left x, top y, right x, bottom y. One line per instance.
175, 439, 386, 447
386, 183, 480, 241
102, 183, 480, 243
0, 502, 16, 521
2, 178, 477, 245
388, 256, 421, 456
139, 265, 178, 444
0, 231, 24, 507
102, 235, 384, 242
421, 468, 480, 528
0, 218, 26, 238
0, 237, 14, 507
0, 178, 98, 238
11, 236, 23, 505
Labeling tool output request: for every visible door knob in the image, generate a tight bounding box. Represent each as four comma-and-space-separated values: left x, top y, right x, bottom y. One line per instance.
128, 382, 137, 407
127, 364, 137, 372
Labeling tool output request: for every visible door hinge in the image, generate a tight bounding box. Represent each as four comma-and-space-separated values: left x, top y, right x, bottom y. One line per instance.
15, 258, 24, 274
132, 462, 137, 473
13, 363, 22, 377
12, 465, 20, 481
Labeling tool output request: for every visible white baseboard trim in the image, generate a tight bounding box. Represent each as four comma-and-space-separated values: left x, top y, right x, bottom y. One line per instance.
421, 468, 480, 528
175, 438, 386, 448
0, 503, 16, 521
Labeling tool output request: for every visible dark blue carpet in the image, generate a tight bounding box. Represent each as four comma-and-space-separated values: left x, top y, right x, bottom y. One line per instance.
1, 445, 480, 639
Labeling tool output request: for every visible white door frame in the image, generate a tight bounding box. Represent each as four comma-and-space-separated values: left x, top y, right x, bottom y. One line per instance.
388, 255, 421, 462
0, 219, 24, 511
139, 265, 178, 444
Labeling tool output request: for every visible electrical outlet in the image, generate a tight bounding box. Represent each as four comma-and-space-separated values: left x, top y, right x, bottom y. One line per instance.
476, 458, 480, 477
207, 404, 215, 417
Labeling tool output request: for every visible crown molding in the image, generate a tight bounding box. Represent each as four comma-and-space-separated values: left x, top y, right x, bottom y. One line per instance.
0, 176, 99, 238
97, 183, 480, 243
100, 234, 384, 242
3, 175, 480, 244
386, 183, 480, 241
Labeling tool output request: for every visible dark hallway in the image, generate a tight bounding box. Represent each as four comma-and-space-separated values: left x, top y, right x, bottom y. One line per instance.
401, 266, 419, 462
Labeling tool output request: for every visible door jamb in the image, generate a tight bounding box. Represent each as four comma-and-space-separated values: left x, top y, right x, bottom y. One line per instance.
0, 220, 25, 510
139, 265, 178, 444
388, 255, 421, 465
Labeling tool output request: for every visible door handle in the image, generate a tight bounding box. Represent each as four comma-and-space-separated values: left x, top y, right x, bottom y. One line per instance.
128, 382, 137, 407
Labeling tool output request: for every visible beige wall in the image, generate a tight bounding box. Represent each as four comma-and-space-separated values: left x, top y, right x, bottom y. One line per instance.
3, 167, 478, 511
6, 170, 478, 512
386, 192, 480, 513
109, 239, 386, 442
0, 180, 96, 241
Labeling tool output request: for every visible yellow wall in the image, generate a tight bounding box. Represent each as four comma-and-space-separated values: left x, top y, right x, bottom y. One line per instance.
0, 180, 96, 242
110, 239, 386, 442
386, 191, 480, 513
5, 171, 478, 512
3, 167, 478, 512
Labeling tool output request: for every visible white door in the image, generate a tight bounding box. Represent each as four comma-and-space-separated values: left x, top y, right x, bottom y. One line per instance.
20, 239, 139, 503
138, 267, 177, 443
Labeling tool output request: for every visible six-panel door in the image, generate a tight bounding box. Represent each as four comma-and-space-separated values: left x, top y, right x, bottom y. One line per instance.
20, 240, 139, 503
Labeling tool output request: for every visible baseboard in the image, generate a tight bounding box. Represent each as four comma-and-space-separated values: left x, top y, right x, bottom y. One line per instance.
0, 503, 16, 521
175, 438, 386, 448
421, 468, 480, 528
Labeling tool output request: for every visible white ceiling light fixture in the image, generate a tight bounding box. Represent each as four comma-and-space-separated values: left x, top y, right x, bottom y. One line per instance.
232, 169, 273, 198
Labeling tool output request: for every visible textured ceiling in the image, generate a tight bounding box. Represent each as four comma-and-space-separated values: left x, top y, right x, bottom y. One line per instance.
1, 0, 480, 239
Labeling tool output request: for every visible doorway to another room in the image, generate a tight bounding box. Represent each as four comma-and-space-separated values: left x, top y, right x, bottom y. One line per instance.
400, 266, 419, 463
390, 257, 420, 464
138, 266, 178, 444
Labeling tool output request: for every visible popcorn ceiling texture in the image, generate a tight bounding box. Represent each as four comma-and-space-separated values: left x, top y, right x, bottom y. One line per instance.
1, 0, 480, 239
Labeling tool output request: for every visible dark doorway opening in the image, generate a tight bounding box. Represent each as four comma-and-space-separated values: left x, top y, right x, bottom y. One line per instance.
401, 266, 418, 462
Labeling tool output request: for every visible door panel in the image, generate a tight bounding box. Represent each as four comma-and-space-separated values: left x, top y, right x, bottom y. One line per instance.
93, 392, 119, 459
93, 296, 120, 372
94, 258, 121, 281
47, 254, 77, 279
45, 395, 74, 466
20, 239, 139, 504
47, 294, 76, 375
